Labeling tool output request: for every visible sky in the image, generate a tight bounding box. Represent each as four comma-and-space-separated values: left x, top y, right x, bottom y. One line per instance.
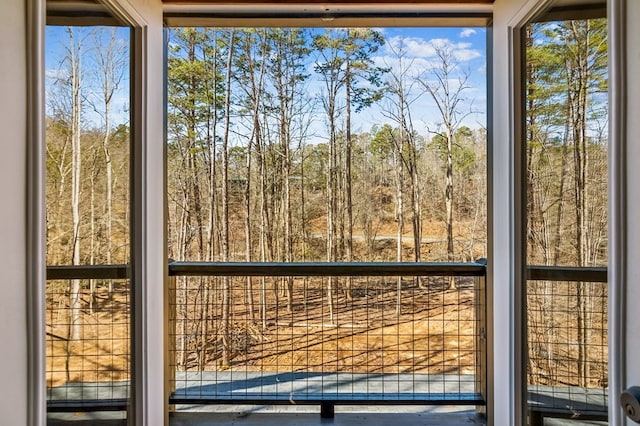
299, 27, 487, 143
45, 26, 131, 129
353, 27, 487, 136
45, 25, 487, 137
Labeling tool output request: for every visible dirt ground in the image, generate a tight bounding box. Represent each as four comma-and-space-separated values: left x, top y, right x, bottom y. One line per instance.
46, 284, 130, 388
46, 276, 482, 388
177, 276, 481, 376
45, 257, 606, 392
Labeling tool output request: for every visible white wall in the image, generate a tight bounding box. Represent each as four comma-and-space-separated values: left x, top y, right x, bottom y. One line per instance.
0, 0, 28, 424
9, 0, 636, 425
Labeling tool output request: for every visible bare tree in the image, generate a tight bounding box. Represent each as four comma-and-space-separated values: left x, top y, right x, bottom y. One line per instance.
371, 125, 404, 314
524, 18, 608, 387
381, 38, 423, 267
220, 29, 236, 365
65, 27, 84, 340
93, 28, 127, 298
418, 41, 471, 288
241, 29, 268, 321
267, 28, 309, 311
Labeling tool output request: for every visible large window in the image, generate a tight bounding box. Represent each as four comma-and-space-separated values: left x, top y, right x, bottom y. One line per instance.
164, 24, 490, 415
166, 26, 488, 264
520, 3, 608, 424
45, 1, 132, 422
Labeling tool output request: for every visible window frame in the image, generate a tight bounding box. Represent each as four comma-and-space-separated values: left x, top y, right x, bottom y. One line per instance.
31, 0, 156, 424
163, 10, 494, 423
510, 1, 614, 425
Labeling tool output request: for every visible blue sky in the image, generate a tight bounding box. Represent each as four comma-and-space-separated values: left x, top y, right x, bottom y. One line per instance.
45, 26, 131, 129
356, 27, 487, 135
302, 27, 487, 142
46, 26, 486, 136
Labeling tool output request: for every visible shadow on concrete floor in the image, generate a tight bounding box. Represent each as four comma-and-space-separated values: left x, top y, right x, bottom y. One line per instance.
47, 406, 486, 426
169, 405, 486, 426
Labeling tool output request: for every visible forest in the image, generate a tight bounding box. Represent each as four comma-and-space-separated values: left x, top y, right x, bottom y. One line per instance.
165, 27, 489, 266
44, 20, 608, 390
46, 26, 489, 268
524, 18, 608, 390
44, 23, 607, 269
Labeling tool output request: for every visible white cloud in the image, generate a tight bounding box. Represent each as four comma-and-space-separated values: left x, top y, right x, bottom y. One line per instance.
385, 36, 437, 58
454, 49, 482, 62
383, 36, 482, 64
46, 69, 68, 80
460, 28, 477, 38
375, 55, 437, 77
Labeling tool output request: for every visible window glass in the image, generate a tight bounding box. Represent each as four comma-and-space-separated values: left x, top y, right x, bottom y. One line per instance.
45, 5, 132, 421
166, 27, 488, 263
523, 10, 608, 424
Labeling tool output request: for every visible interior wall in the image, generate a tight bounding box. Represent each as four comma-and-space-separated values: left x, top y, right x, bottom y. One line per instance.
9, 0, 623, 425
0, 0, 28, 424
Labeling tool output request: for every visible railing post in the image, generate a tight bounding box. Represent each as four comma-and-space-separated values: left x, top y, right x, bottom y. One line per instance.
165, 272, 176, 418
475, 259, 488, 416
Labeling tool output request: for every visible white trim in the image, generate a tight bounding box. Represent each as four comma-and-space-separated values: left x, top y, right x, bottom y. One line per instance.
504, 3, 617, 425
491, 1, 554, 425
484, 23, 494, 425
98, 1, 155, 424
163, 2, 493, 15
162, 2, 492, 27
131, 23, 151, 426
99, 0, 148, 27
27, 0, 46, 424
508, 23, 523, 426
98, 1, 167, 424
40, 0, 160, 423
608, 0, 626, 424
506, 0, 554, 27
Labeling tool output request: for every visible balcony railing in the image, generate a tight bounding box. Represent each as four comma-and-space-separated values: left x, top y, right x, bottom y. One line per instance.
525, 265, 608, 425
43, 261, 608, 422
166, 260, 488, 415
45, 264, 131, 413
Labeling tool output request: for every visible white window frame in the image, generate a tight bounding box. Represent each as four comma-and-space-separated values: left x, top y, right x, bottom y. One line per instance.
504, 1, 624, 425
30, 1, 631, 425
28, 1, 166, 425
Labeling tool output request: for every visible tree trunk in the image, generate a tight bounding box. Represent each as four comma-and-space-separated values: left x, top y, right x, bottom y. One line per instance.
446, 130, 455, 290
568, 20, 591, 386
220, 29, 235, 365
326, 96, 337, 324
394, 146, 404, 316
69, 27, 82, 341
344, 61, 354, 301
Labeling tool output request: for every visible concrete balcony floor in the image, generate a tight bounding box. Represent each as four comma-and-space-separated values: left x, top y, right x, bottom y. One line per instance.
170, 405, 485, 426
168, 405, 609, 425
47, 405, 609, 425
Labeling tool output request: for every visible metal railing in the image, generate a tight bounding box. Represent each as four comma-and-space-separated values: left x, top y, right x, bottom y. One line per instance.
525, 265, 608, 424
45, 264, 131, 413
167, 260, 487, 412
43, 261, 611, 423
